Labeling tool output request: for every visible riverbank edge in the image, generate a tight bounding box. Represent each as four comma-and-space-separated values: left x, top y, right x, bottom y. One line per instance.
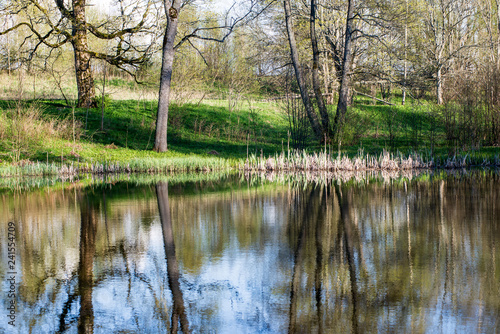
0, 150, 498, 177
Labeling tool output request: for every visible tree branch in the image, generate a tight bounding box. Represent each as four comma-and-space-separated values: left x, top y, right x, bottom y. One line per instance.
174, 0, 276, 50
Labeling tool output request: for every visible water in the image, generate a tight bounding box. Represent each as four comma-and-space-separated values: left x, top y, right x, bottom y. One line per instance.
1, 171, 499, 333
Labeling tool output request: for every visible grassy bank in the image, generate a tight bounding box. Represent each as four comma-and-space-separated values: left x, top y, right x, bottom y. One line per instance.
0, 91, 499, 176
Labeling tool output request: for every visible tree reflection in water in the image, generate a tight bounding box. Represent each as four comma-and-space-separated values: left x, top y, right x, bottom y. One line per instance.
288, 184, 362, 334
2, 171, 499, 333
288, 186, 325, 333
50, 192, 99, 334
77, 194, 98, 334
156, 181, 190, 334
335, 184, 359, 334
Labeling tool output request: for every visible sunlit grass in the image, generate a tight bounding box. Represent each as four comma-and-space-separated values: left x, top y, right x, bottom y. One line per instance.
0, 79, 499, 176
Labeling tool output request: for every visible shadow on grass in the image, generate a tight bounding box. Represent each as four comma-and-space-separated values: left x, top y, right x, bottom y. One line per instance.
0, 99, 284, 160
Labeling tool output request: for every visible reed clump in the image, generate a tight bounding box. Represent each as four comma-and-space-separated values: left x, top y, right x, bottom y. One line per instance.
240, 149, 500, 172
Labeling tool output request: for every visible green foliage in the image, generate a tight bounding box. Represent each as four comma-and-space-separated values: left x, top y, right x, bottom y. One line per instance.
341, 100, 449, 156
92, 93, 111, 110
104, 78, 136, 89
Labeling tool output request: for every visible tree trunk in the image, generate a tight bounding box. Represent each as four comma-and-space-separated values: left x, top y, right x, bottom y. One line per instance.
496, 0, 500, 71
402, 0, 408, 106
7, 33, 10, 76
154, 1, 181, 152
310, 0, 330, 137
72, 0, 96, 108
333, 0, 355, 137
101, 60, 107, 131
436, 65, 444, 105
284, 0, 323, 141
323, 61, 332, 104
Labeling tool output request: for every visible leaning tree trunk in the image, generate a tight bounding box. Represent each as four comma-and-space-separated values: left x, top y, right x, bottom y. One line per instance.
154, 1, 181, 152
310, 0, 330, 138
284, 0, 323, 141
72, 0, 96, 108
333, 0, 355, 137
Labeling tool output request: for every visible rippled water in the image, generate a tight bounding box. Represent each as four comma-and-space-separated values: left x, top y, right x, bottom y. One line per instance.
1, 171, 499, 333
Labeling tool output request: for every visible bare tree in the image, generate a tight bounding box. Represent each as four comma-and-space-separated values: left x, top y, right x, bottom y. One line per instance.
283, 0, 323, 141
310, 0, 330, 137
154, 0, 182, 152
332, 0, 356, 138
154, 0, 272, 152
419, 0, 477, 104
0, 0, 159, 107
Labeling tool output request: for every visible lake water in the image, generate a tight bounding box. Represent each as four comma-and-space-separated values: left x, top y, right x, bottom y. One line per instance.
1, 171, 499, 333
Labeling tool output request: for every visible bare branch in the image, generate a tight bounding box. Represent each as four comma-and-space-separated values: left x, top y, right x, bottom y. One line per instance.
174, 0, 276, 50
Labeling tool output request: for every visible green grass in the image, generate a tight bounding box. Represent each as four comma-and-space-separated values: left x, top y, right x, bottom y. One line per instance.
0, 91, 498, 176
28, 98, 288, 158
0, 97, 288, 175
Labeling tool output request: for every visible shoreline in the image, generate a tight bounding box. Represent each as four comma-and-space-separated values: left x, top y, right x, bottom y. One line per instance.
0, 150, 498, 178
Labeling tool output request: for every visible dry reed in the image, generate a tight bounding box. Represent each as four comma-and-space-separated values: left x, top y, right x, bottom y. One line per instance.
240, 149, 500, 172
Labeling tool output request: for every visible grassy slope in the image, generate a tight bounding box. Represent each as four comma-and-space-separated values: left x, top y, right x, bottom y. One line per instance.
0, 98, 288, 165
0, 92, 498, 171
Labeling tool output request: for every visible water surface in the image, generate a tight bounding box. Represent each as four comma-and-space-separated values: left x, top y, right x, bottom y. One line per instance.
1, 171, 499, 333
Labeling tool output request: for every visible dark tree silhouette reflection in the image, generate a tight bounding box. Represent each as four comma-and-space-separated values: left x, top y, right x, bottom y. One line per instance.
78, 195, 99, 334
156, 181, 190, 334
